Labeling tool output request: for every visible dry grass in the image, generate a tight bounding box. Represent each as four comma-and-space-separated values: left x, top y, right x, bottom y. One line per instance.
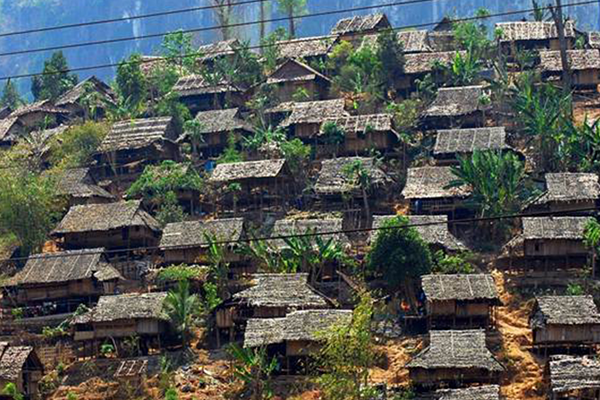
369, 337, 421, 387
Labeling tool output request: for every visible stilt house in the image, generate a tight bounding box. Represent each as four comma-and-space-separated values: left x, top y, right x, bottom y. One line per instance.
243, 309, 351, 373
530, 295, 600, 347
0, 343, 43, 400
433, 127, 512, 165
548, 355, 600, 399
406, 329, 504, 388
266, 59, 331, 103
540, 49, 600, 90
496, 21, 575, 59
401, 166, 472, 217
280, 99, 349, 140
54, 167, 116, 206
330, 13, 392, 42
51, 200, 162, 251
55, 76, 116, 119
423, 86, 490, 129
528, 173, 600, 215
433, 385, 501, 400
172, 75, 246, 113
276, 35, 338, 64
420, 274, 500, 328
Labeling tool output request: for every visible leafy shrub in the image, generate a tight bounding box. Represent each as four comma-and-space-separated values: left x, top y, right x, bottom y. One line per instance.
432, 250, 475, 274
49, 122, 109, 168
156, 265, 204, 284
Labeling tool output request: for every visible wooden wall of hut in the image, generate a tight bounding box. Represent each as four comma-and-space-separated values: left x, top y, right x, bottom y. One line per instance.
295, 123, 321, 139
427, 300, 491, 318
409, 367, 499, 387
343, 132, 395, 155
524, 240, 588, 258
16, 279, 100, 303
274, 81, 319, 103
286, 340, 321, 357
533, 324, 600, 345
61, 227, 159, 250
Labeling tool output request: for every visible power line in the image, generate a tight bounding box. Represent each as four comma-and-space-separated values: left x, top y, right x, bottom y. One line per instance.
0, 0, 595, 81
0, 0, 269, 38
1, 206, 597, 264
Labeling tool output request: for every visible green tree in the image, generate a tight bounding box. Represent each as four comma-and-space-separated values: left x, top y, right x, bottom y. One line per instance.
316, 291, 375, 400
432, 251, 475, 274
584, 219, 600, 278
49, 121, 109, 168
261, 28, 289, 74
217, 133, 243, 164
163, 280, 200, 348
275, 0, 308, 37
367, 216, 432, 287
228, 343, 278, 400
342, 159, 372, 220
280, 138, 311, 174
1, 80, 23, 109
155, 92, 192, 135
211, 0, 237, 40
115, 54, 148, 114
161, 30, 196, 73
183, 119, 205, 160
321, 121, 345, 157
155, 192, 185, 226
2, 382, 23, 400
453, 8, 493, 59
31, 51, 78, 101
376, 29, 405, 94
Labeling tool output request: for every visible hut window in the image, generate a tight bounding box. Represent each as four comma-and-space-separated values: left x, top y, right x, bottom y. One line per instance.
534, 243, 540, 252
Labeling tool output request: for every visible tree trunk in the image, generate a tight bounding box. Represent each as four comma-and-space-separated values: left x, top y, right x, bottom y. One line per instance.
288, 9, 296, 37
552, 0, 572, 94
259, 1, 266, 50
362, 187, 370, 227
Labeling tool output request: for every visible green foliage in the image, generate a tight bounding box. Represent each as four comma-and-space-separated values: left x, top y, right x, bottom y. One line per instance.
446, 51, 484, 86
292, 87, 311, 102
1, 80, 23, 109
31, 51, 78, 101
100, 343, 115, 357
183, 119, 205, 158
386, 99, 421, 142
316, 291, 375, 400
156, 265, 204, 284
280, 138, 311, 173
261, 28, 289, 74
165, 388, 179, 400
161, 30, 196, 72
531, 0, 549, 21
11, 308, 23, 320
155, 191, 185, 226
163, 280, 200, 347
200, 282, 221, 315
566, 283, 585, 296
242, 125, 286, 153
115, 53, 148, 113
204, 232, 231, 298
275, 0, 307, 37
155, 91, 192, 135
367, 216, 432, 286
49, 121, 109, 168
2, 382, 23, 400
432, 250, 475, 274
66, 392, 78, 400
42, 325, 68, 339
322, 121, 345, 147
555, 118, 600, 173
217, 133, 243, 164
376, 28, 406, 90
228, 343, 278, 400
453, 8, 493, 59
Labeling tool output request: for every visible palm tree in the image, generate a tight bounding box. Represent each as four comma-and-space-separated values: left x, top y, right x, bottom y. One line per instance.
228, 343, 278, 400
163, 280, 200, 348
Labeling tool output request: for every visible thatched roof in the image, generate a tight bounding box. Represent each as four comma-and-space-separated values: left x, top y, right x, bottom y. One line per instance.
99, 117, 175, 153
55, 76, 115, 107
331, 13, 391, 35
209, 159, 287, 183
9, 248, 121, 286
496, 21, 576, 42
424, 86, 489, 118
52, 200, 161, 235
531, 296, 600, 328
314, 157, 390, 195
270, 218, 349, 249
243, 309, 352, 348
371, 215, 466, 251
361, 30, 432, 53
434, 127, 510, 155
277, 35, 337, 60
186, 108, 253, 136
421, 274, 499, 302
549, 355, 600, 394
402, 166, 471, 200
0, 116, 20, 141
197, 39, 239, 62
0, 344, 38, 381
10, 100, 68, 118
406, 330, 504, 371
73, 292, 169, 324
404, 51, 464, 74
589, 32, 600, 49
434, 385, 500, 400
172, 74, 243, 97
160, 218, 244, 249
267, 58, 331, 85
535, 173, 600, 205
540, 49, 600, 72
55, 168, 115, 200
320, 114, 397, 138
232, 273, 328, 309
280, 99, 349, 128
139, 56, 168, 78
521, 217, 591, 240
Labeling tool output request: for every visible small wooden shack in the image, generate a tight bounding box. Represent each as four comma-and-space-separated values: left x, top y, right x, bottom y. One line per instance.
0, 116, 23, 147
330, 13, 392, 42
433, 127, 512, 165
529, 173, 600, 215
371, 215, 467, 253
399, 51, 464, 91
209, 159, 293, 213
540, 49, 600, 90
401, 166, 472, 217
496, 21, 575, 59
548, 355, 600, 399
95, 117, 179, 184
172, 74, 246, 113
530, 295, 600, 348
51, 200, 162, 251
215, 273, 328, 343
54, 167, 116, 206
55, 76, 116, 119
0, 343, 43, 400
421, 274, 500, 329
521, 216, 590, 258
406, 329, 504, 388
2, 248, 122, 311
280, 99, 349, 140
0, 101, 68, 146
266, 59, 331, 103
276, 35, 338, 64
319, 114, 400, 156
423, 86, 490, 129
72, 292, 169, 356
433, 385, 501, 400
243, 309, 351, 373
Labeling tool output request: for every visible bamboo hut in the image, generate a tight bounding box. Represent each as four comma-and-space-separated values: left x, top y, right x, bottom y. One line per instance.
243, 309, 351, 373
330, 13, 392, 42
95, 117, 179, 184
0, 101, 68, 146
548, 355, 600, 399
1, 248, 122, 311
197, 39, 240, 66
397, 51, 464, 91
72, 292, 169, 357
55, 76, 116, 118
54, 167, 116, 206
172, 74, 246, 113
401, 166, 472, 217
433, 127, 512, 165
420, 274, 500, 328
530, 296, 600, 348
276, 35, 338, 64
279, 99, 349, 140
51, 200, 162, 251
423, 86, 490, 129
266, 59, 331, 103
496, 21, 576, 59
540, 50, 600, 90
428, 17, 457, 52
433, 385, 501, 400
529, 173, 600, 215
360, 30, 433, 54
0, 343, 43, 400
406, 329, 504, 388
